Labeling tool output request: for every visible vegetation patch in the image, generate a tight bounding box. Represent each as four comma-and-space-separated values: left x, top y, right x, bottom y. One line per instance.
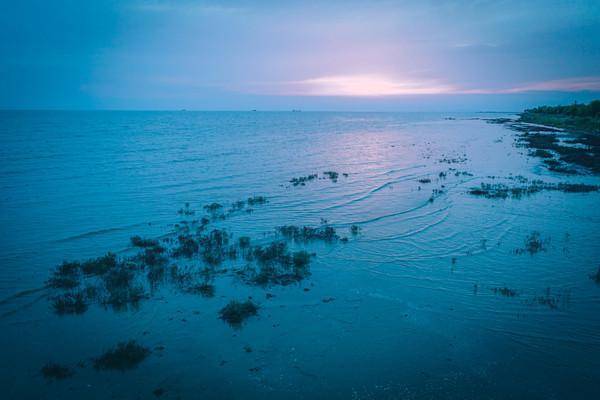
515, 231, 547, 255
219, 300, 259, 327
492, 287, 517, 297
323, 171, 339, 182
93, 341, 151, 371
52, 292, 88, 315
468, 179, 598, 199
278, 225, 339, 242
187, 283, 215, 297
590, 266, 600, 285
41, 362, 74, 380
290, 174, 318, 186
130, 236, 160, 248
247, 196, 268, 205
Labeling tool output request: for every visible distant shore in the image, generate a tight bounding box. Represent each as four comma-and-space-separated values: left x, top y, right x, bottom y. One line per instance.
518, 100, 600, 134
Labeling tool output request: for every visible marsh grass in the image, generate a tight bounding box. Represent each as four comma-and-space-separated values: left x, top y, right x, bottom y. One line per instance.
130, 236, 160, 248
219, 300, 259, 326
590, 266, 600, 285
247, 196, 268, 205
47, 262, 81, 289
323, 171, 339, 182
468, 180, 598, 199
290, 174, 318, 186
188, 282, 215, 297
516, 231, 547, 255
52, 292, 88, 315
93, 341, 151, 371
41, 362, 74, 380
492, 287, 517, 297
278, 225, 338, 242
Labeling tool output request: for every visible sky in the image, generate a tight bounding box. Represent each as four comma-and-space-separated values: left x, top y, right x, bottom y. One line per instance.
1, 0, 599, 111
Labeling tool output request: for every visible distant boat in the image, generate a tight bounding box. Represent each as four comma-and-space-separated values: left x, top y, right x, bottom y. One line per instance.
292, 109, 301, 112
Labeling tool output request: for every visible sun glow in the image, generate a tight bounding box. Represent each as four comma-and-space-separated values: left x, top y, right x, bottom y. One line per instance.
287, 74, 457, 96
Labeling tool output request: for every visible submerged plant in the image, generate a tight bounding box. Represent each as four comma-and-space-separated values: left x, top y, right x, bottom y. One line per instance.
492, 287, 517, 297
130, 236, 160, 248
590, 266, 600, 285
187, 282, 215, 298
52, 292, 88, 315
247, 196, 268, 205
290, 174, 318, 186
278, 225, 338, 242
41, 363, 74, 380
47, 261, 81, 289
219, 300, 259, 327
516, 231, 547, 255
323, 171, 339, 182
93, 340, 151, 371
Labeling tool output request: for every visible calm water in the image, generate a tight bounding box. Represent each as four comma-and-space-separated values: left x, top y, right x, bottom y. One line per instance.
1, 111, 599, 399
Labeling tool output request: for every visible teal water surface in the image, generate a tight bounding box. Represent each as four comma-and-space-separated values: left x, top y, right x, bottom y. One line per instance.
1, 111, 599, 399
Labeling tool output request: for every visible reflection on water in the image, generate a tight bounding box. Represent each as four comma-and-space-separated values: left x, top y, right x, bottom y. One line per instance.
0, 111, 599, 399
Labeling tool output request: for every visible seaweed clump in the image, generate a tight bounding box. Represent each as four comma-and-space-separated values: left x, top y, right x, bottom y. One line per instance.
219, 300, 259, 327
187, 283, 215, 297
52, 292, 88, 315
278, 225, 339, 242
590, 266, 600, 285
468, 180, 598, 199
492, 287, 517, 297
102, 266, 146, 311
515, 231, 547, 255
47, 261, 81, 289
247, 196, 268, 205
290, 174, 318, 186
93, 341, 151, 371
41, 363, 74, 380
131, 236, 160, 248
323, 171, 339, 182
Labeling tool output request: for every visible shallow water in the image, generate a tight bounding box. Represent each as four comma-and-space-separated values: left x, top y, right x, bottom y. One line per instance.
1, 111, 599, 399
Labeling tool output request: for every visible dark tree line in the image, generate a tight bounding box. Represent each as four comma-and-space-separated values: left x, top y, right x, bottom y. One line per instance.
526, 100, 600, 117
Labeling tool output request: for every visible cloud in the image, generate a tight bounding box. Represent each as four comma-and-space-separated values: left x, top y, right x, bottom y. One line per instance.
503, 76, 600, 93
236, 74, 600, 97
130, 1, 243, 15
241, 74, 459, 97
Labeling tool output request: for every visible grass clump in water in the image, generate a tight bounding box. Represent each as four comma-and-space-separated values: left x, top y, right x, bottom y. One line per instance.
323, 171, 339, 182
238, 236, 251, 249
177, 202, 195, 216
81, 253, 118, 276
248, 243, 312, 286
187, 282, 215, 297
278, 225, 338, 242
52, 292, 88, 315
172, 234, 199, 258
515, 231, 546, 255
219, 300, 259, 327
350, 225, 361, 235
492, 287, 517, 297
93, 340, 151, 371
130, 236, 160, 248
47, 261, 81, 289
290, 174, 318, 186
41, 362, 74, 380
102, 267, 146, 310
204, 202, 223, 213
468, 180, 598, 199
418, 178, 431, 184
247, 196, 268, 205
590, 266, 600, 285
